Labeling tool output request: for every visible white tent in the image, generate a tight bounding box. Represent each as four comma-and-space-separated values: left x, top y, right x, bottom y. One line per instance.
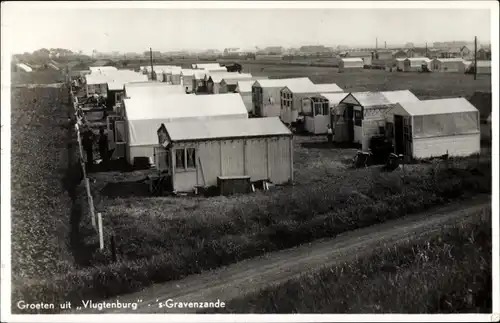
122, 93, 249, 165
387, 98, 480, 158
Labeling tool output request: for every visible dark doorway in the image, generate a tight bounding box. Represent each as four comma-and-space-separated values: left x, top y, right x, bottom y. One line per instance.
345, 105, 355, 142
394, 115, 404, 155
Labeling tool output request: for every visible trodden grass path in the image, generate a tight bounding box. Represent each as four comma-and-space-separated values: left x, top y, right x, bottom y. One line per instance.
72, 194, 491, 314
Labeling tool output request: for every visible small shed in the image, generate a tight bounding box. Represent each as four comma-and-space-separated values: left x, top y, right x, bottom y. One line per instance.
220, 76, 265, 94
403, 57, 431, 72
386, 98, 480, 159
430, 58, 465, 73
302, 92, 348, 134
180, 69, 197, 92
252, 78, 315, 118
121, 93, 249, 165
346, 51, 373, 66
336, 90, 420, 150
338, 58, 364, 72
155, 117, 293, 193
207, 73, 253, 94
281, 83, 343, 124
394, 58, 406, 71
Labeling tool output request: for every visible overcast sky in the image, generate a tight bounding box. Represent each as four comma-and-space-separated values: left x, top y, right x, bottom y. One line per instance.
2, 3, 493, 54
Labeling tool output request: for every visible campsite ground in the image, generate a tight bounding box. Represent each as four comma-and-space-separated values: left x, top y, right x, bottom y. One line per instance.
8, 67, 492, 314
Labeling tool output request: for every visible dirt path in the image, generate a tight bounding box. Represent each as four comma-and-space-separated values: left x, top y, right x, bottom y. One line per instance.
73, 195, 491, 314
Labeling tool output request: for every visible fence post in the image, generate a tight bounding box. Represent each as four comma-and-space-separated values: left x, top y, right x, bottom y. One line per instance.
98, 213, 104, 250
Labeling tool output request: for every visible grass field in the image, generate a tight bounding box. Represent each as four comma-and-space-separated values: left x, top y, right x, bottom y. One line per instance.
10, 85, 75, 282
10, 68, 492, 313
206, 207, 491, 313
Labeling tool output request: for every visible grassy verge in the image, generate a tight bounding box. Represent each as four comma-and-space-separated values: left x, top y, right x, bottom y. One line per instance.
12, 158, 491, 313
205, 208, 492, 313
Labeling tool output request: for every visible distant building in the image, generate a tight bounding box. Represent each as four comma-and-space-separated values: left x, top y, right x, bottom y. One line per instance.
433, 41, 472, 49
144, 51, 161, 58
374, 50, 393, 60
477, 48, 491, 60
345, 51, 373, 66
299, 45, 332, 55
263, 46, 285, 55
404, 43, 415, 48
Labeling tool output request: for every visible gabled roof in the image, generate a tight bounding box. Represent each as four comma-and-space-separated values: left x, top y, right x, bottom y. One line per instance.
210, 73, 253, 83
124, 93, 248, 121
224, 76, 268, 86
380, 90, 420, 104
236, 80, 259, 93
405, 57, 431, 62
340, 91, 392, 107
340, 57, 363, 63
253, 77, 314, 89
396, 98, 478, 116
124, 82, 186, 98
164, 117, 291, 142
86, 70, 146, 85
318, 92, 349, 105
124, 93, 248, 146
433, 58, 464, 63
180, 69, 197, 76
284, 82, 343, 94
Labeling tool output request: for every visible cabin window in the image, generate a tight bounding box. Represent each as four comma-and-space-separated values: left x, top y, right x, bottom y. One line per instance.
322, 102, 329, 116
314, 104, 321, 116
175, 149, 185, 169
354, 110, 363, 126
186, 148, 196, 169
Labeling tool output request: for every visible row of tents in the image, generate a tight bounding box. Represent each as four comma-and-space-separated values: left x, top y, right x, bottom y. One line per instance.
75, 65, 483, 194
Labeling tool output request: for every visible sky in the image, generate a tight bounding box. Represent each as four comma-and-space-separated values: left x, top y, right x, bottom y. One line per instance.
2, 3, 493, 55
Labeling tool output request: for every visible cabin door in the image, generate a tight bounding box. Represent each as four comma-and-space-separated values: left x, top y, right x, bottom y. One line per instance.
345, 105, 355, 142
106, 115, 126, 159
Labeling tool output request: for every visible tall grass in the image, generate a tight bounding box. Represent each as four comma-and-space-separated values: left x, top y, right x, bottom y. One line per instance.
206, 208, 492, 313
11, 160, 491, 313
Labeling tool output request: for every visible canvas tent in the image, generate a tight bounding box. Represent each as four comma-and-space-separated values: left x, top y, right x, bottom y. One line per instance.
338, 58, 363, 72
120, 93, 249, 165
155, 117, 293, 192
252, 78, 315, 118
281, 83, 343, 124
386, 98, 480, 159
